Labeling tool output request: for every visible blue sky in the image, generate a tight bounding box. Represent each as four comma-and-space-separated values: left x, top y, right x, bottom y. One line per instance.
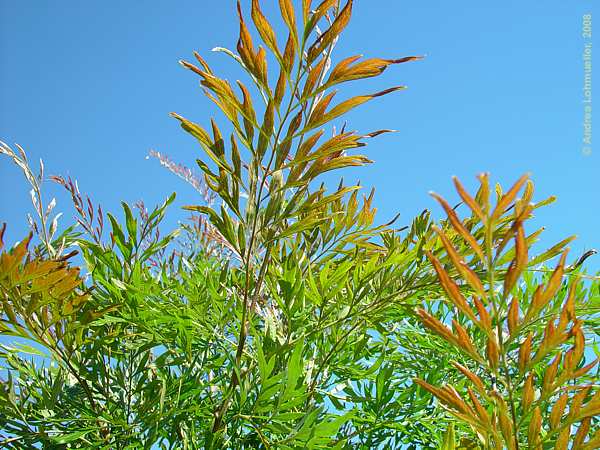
0, 0, 597, 270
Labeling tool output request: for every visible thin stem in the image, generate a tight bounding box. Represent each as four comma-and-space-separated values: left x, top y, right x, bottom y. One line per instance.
306, 319, 363, 405
486, 222, 519, 450
210, 29, 310, 438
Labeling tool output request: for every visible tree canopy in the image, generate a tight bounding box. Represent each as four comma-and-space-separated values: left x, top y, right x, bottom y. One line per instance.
0, 1, 598, 448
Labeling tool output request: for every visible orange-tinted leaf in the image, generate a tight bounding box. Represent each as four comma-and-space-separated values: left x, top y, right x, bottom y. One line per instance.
302, 57, 327, 99
430, 192, 485, 262
453, 176, 486, 223
486, 336, 499, 369
573, 417, 591, 449
251, 0, 281, 60
581, 432, 600, 450
282, 33, 296, 74
180, 61, 244, 127
452, 362, 486, 395
522, 373, 534, 412
526, 250, 569, 319
302, 0, 313, 24
307, 0, 353, 64
555, 426, 571, 450
507, 297, 519, 336
518, 333, 532, 373
193, 51, 212, 73
304, 0, 337, 37
237, 81, 257, 141
326, 55, 422, 87
542, 352, 561, 396
452, 319, 480, 361
287, 132, 365, 174
299, 154, 372, 182
210, 119, 225, 158
527, 407, 542, 447
255, 46, 269, 87
276, 111, 304, 167
569, 358, 598, 383
257, 100, 274, 158
288, 130, 324, 180
495, 400, 515, 450
413, 379, 472, 417
569, 386, 592, 420
417, 308, 460, 348
306, 86, 406, 131
279, 0, 297, 43
491, 174, 528, 221
307, 91, 337, 127
236, 1, 257, 73
476, 173, 490, 214
432, 225, 486, 297
576, 390, 600, 421
426, 250, 480, 326
550, 393, 569, 429
474, 297, 491, 330
503, 223, 528, 294
467, 387, 491, 427
0, 223, 5, 250
274, 66, 287, 108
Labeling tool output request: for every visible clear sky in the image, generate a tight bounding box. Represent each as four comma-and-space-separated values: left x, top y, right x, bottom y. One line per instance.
1, 0, 597, 270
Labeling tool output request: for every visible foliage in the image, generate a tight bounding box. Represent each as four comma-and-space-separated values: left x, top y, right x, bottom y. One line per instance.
0, 1, 598, 449
413, 175, 600, 449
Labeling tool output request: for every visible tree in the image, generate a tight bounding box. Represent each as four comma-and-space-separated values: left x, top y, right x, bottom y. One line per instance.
1, 1, 598, 448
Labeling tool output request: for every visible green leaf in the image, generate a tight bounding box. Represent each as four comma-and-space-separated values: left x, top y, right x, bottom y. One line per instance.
441, 423, 455, 450
122, 201, 137, 243
52, 429, 92, 444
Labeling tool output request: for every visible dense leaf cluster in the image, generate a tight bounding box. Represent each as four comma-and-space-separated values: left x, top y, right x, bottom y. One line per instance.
0, 1, 598, 448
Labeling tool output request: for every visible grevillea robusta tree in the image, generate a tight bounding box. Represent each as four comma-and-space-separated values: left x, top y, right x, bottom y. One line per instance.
0, 1, 598, 448
414, 175, 599, 449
